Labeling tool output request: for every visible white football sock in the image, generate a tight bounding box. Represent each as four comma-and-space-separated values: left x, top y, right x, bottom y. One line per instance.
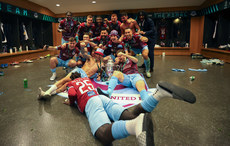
153, 84, 173, 101
125, 114, 144, 137
45, 85, 57, 95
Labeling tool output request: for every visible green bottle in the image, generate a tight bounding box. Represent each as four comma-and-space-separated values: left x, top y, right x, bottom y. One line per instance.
24, 78, 28, 88
190, 76, 195, 81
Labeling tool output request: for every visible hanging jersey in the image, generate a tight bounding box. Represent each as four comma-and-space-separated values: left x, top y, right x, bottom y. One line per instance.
59, 18, 78, 41
22, 24, 29, 40
1, 23, 7, 43
123, 34, 147, 49
67, 77, 98, 113
57, 44, 79, 61
159, 27, 166, 39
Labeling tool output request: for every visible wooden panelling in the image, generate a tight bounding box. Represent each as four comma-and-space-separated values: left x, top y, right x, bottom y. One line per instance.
201, 48, 230, 63
190, 16, 205, 54
0, 50, 59, 64
52, 23, 62, 46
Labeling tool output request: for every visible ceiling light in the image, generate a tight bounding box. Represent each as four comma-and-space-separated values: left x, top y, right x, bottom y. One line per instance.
92, 1, 96, 4
173, 18, 180, 24
56, 4, 60, 7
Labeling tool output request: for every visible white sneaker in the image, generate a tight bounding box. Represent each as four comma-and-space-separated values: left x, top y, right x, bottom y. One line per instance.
219, 45, 227, 49
26, 60, 33, 63
146, 71, 151, 78
50, 73, 56, 81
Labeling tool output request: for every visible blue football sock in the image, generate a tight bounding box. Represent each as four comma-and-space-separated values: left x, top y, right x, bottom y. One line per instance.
144, 58, 150, 72
111, 121, 129, 139
51, 68, 56, 73
141, 95, 159, 112
140, 89, 149, 100
107, 76, 119, 96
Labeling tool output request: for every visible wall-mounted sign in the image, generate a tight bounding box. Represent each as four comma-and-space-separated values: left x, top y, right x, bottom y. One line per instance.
0, 0, 229, 23
0, 2, 57, 22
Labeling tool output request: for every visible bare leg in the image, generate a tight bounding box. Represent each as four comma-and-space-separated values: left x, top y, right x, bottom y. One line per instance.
136, 80, 151, 100
38, 72, 72, 98
55, 82, 69, 94
67, 59, 77, 68
95, 124, 114, 146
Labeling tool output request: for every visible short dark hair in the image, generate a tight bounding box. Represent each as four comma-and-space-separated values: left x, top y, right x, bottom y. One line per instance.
111, 13, 117, 17
69, 37, 76, 42
96, 16, 102, 19
70, 72, 81, 80
120, 12, 128, 17
101, 27, 107, 32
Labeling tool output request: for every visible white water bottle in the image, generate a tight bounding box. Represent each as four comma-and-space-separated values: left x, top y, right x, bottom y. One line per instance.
106, 58, 114, 79
13, 47, 17, 53
19, 46, 22, 52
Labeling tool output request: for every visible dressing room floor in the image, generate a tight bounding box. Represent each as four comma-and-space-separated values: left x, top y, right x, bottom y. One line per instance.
0, 56, 230, 146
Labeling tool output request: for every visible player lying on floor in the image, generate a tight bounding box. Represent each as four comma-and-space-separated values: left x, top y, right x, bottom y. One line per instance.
63, 71, 196, 146
38, 48, 107, 99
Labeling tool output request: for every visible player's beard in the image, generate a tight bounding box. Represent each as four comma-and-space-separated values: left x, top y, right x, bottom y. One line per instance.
101, 36, 106, 40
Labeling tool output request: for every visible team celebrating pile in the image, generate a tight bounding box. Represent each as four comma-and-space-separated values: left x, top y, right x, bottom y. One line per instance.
38, 11, 196, 146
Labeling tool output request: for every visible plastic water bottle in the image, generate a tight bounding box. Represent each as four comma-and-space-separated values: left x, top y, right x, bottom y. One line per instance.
14, 47, 17, 53
24, 78, 28, 88
10, 48, 13, 54
106, 58, 114, 79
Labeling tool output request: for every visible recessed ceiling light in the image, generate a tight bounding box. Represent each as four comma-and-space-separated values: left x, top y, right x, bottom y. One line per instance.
56, 4, 60, 7
92, 1, 96, 4
173, 18, 180, 24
